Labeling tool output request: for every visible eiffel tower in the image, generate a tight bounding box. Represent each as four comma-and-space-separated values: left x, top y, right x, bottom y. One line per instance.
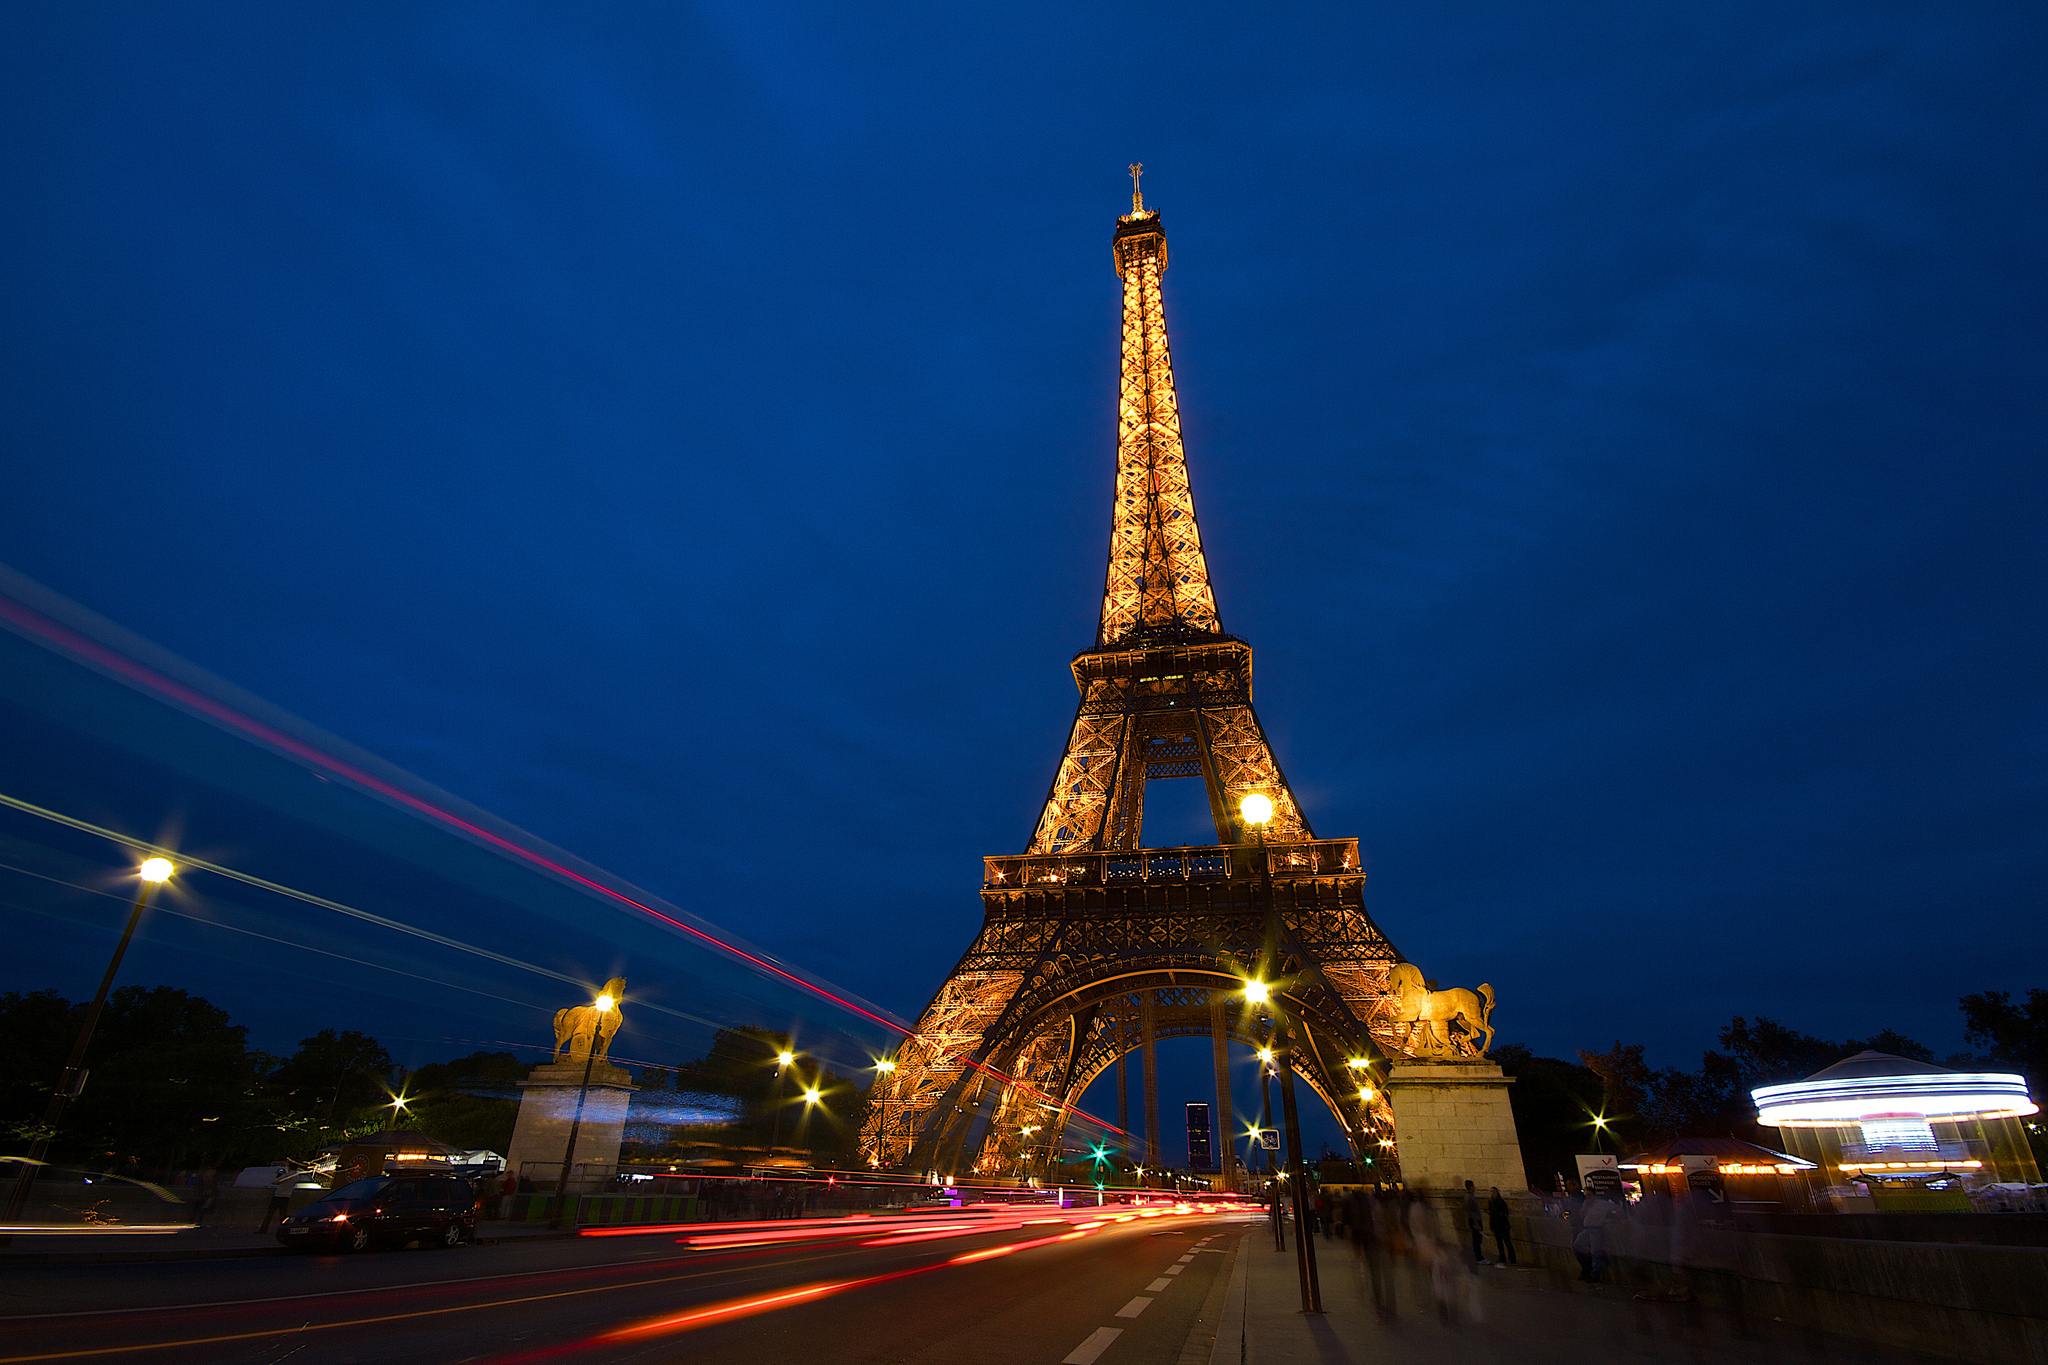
862, 171, 1412, 1182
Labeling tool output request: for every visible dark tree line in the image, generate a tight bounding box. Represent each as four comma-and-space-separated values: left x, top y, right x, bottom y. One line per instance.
0, 987, 400, 1174
1497, 987, 2047, 1188
659, 1025, 872, 1159
0, 988, 876, 1176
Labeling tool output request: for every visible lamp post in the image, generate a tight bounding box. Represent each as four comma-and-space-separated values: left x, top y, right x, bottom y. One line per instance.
1241, 794, 1323, 1314
1256, 1043, 1281, 1248
6, 858, 174, 1223
769, 1048, 796, 1158
547, 990, 616, 1230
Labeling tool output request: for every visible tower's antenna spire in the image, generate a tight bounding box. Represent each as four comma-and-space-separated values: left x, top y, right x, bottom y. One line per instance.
1129, 162, 1144, 213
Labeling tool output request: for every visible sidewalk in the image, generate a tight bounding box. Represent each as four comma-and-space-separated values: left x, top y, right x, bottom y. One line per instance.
0, 1217, 576, 1264
1211, 1223, 1957, 1365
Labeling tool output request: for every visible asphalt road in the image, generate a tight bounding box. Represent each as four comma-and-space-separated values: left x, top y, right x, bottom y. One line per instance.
0, 1210, 1257, 1365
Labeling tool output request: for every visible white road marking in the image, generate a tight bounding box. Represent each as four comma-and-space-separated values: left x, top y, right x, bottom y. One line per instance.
1176, 1254, 1194, 1263
1115, 1296, 1154, 1318
1192, 1247, 1225, 1253
1063, 1326, 1124, 1364
1146, 1277, 1172, 1292
1164, 1265, 1184, 1275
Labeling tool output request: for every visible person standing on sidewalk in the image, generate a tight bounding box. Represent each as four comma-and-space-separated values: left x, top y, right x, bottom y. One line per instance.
1487, 1186, 1516, 1264
1463, 1180, 1485, 1261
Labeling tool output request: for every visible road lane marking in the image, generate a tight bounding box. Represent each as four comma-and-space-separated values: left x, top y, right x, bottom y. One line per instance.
1146, 1278, 1172, 1291
1176, 1254, 1194, 1263
1115, 1296, 1153, 1318
1062, 1327, 1123, 1364
1164, 1265, 1184, 1275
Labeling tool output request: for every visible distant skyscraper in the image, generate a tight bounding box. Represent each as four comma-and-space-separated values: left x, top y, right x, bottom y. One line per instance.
1186, 1102, 1214, 1170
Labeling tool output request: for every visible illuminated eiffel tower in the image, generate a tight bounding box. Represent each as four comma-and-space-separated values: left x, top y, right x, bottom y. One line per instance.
862, 171, 1411, 1181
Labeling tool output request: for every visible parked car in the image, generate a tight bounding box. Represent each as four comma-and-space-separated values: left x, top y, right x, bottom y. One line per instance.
278, 1175, 475, 1252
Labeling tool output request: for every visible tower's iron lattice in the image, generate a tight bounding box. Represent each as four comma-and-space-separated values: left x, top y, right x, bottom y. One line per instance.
861, 181, 1409, 1180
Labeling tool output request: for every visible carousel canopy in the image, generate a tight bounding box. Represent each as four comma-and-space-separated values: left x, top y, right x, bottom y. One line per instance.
1751, 1051, 2036, 1127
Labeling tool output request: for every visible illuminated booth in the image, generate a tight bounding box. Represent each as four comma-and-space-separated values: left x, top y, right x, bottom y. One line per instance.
1622, 1136, 1818, 1212
1752, 1051, 2041, 1212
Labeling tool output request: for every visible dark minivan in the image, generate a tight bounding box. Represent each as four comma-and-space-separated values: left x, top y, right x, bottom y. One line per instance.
278, 1175, 475, 1252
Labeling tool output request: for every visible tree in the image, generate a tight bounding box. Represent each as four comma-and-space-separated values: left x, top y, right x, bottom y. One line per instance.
1960, 988, 2048, 1172
0, 986, 275, 1174
1960, 989, 2048, 1086
404, 1051, 524, 1155
666, 1027, 871, 1158
269, 1029, 397, 1143
1493, 1045, 1605, 1189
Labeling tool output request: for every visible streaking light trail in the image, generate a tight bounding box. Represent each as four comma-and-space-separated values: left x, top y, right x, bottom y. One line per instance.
0, 568, 1122, 1135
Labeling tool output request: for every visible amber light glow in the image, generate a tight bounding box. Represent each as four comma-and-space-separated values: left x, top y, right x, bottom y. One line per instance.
138, 857, 174, 883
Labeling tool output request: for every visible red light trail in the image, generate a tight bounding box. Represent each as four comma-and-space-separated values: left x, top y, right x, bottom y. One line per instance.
0, 581, 1121, 1135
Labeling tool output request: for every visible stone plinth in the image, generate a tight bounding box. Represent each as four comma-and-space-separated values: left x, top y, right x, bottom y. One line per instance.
505, 1060, 637, 1188
1384, 1058, 1525, 1195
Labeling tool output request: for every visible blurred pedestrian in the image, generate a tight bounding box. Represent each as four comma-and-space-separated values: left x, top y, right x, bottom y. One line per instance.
1463, 1180, 1484, 1261
1487, 1186, 1515, 1265
1358, 1188, 1396, 1320
255, 1168, 293, 1232
1575, 1191, 1619, 1283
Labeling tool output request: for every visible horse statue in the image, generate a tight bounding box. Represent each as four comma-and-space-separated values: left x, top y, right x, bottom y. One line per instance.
553, 977, 626, 1064
1388, 963, 1495, 1058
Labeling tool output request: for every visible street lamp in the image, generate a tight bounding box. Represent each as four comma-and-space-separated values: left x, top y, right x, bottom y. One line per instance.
548, 988, 618, 1229
6, 857, 174, 1221
768, 1046, 800, 1159
1239, 792, 1322, 1313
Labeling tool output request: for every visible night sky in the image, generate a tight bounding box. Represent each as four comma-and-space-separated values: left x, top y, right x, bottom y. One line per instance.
3, 4, 2044, 1165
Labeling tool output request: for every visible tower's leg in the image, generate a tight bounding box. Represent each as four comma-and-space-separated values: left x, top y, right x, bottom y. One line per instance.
1210, 993, 1236, 1192
1141, 990, 1160, 1168
1115, 1050, 1128, 1149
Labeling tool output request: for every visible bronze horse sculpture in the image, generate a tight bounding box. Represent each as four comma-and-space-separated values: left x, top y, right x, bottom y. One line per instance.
1388, 963, 1495, 1057
553, 977, 626, 1064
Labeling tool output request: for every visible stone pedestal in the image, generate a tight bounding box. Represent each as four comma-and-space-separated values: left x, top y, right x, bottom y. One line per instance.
505, 1059, 637, 1189
1384, 1059, 1525, 1195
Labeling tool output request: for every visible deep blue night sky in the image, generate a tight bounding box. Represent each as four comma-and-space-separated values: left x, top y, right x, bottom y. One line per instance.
2, 4, 2044, 1161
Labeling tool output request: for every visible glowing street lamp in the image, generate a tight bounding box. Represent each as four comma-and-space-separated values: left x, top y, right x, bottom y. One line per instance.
803, 1086, 823, 1105
874, 1058, 897, 1073
778, 1050, 796, 1067
7, 856, 176, 1219
1242, 979, 1270, 1004
1239, 792, 1274, 828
